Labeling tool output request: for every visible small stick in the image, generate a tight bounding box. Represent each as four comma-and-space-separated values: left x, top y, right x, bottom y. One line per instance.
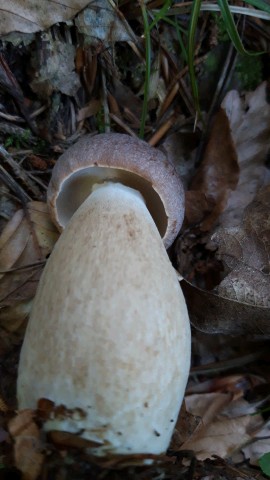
148, 114, 176, 146
0, 164, 30, 204
0, 112, 24, 122
190, 349, 268, 376
0, 146, 43, 199
109, 113, 138, 137
101, 68, 110, 133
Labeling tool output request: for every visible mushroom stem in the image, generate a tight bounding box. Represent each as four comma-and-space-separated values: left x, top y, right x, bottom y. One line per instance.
18, 182, 190, 457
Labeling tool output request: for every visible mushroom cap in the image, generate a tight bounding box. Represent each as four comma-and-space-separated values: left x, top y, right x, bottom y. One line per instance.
48, 133, 185, 248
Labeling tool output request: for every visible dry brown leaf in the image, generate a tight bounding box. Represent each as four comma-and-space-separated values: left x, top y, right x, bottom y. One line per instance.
219, 81, 270, 228
0, 209, 27, 280
170, 401, 201, 450
160, 131, 199, 188
211, 185, 270, 308
185, 108, 239, 230
8, 410, 44, 480
242, 420, 270, 466
186, 392, 233, 427
180, 393, 263, 460
75, 0, 135, 45
77, 99, 102, 122
183, 415, 254, 460
185, 191, 215, 225
180, 83, 270, 335
182, 279, 270, 335
0, 0, 91, 35
0, 201, 59, 333
187, 374, 253, 399
30, 32, 80, 99
110, 77, 143, 121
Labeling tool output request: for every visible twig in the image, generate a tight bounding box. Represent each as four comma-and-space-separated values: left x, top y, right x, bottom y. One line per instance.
0, 111, 24, 122
109, 113, 137, 137
27, 172, 48, 191
30, 103, 49, 119
148, 113, 177, 146
0, 165, 30, 204
0, 53, 38, 135
190, 349, 268, 376
0, 146, 43, 199
101, 68, 110, 133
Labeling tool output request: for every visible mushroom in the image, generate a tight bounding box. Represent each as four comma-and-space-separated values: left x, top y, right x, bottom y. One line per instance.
17, 133, 191, 458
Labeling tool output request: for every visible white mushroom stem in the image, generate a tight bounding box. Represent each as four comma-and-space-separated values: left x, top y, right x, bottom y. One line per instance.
18, 182, 190, 457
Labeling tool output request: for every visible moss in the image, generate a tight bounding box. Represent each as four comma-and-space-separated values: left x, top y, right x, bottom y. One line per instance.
212, 13, 230, 42
236, 55, 263, 90
204, 50, 219, 73
4, 128, 31, 149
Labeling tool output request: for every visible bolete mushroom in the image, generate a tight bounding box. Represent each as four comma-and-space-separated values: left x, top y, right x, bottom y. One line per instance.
17, 133, 191, 458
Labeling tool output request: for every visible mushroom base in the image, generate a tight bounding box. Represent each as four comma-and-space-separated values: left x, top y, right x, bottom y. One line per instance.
17, 183, 191, 457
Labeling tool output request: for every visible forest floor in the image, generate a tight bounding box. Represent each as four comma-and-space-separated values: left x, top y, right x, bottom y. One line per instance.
0, 1, 270, 479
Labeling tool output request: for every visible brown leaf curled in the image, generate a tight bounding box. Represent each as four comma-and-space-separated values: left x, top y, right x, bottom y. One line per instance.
8, 410, 44, 480
186, 108, 239, 230
212, 185, 270, 308
0, 202, 59, 337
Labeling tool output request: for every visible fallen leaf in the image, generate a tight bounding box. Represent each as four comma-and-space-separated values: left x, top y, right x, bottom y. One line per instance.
183, 415, 254, 460
8, 410, 44, 480
170, 401, 201, 450
185, 108, 239, 230
30, 32, 80, 99
211, 185, 270, 308
181, 279, 270, 336
180, 393, 263, 460
178, 82, 270, 335
187, 374, 253, 399
75, 0, 135, 45
0, 201, 59, 334
110, 77, 143, 121
185, 191, 215, 225
160, 131, 199, 189
0, 0, 91, 35
77, 99, 102, 122
242, 420, 270, 466
186, 392, 233, 426
219, 81, 270, 228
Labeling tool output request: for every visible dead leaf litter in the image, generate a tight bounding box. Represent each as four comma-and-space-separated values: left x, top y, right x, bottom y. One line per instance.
0, 1, 269, 479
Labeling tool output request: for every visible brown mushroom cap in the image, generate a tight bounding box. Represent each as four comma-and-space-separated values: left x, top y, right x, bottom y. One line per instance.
47, 133, 185, 248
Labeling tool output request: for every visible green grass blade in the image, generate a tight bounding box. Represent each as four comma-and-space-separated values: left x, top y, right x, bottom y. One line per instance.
187, 0, 202, 117
162, 15, 187, 34
218, 0, 258, 55
259, 452, 270, 477
244, 0, 270, 14
139, 1, 151, 139
175, 17, 188, 63
161, 16, 188, 62
149, 0, 172, 31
